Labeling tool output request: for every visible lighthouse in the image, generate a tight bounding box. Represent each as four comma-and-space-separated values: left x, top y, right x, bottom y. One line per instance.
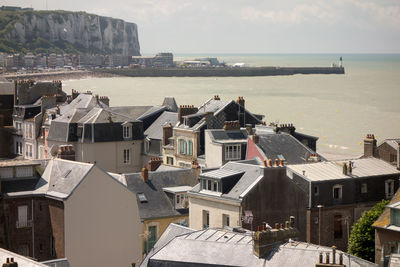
339, 56, 343, 67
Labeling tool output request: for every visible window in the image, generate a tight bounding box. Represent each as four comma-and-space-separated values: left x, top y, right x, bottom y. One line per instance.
207, 180, 212, 190
386, 179, 395, 198
188, 140, 193, 156
334, 215, 343, 239
361, 183, 368, 194
333, 184, 343, 200
146, 225, 157, 252
123, 149, 131, 164
178, 139, 186, 154
314, 185, 319, 196
223, 214, 230, 227
0, 168, 13, 179
123, 124, 131, 139
25, 144, 33, 159
166, 157, 174, 165
176, 194, 180, 204
25, 124, 33, 139
203, 210, 210, 229
225, 145, 241, 160
17, 205, 28, 228
391, 209, 400, 226
144, 139, 150, 154
138, 193, 147, 203
50, 236, 56, 256
213, 181, 218, 192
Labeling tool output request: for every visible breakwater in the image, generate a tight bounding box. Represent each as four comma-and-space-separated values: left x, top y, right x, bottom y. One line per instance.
2, 70, 113, 81
96, 66, 345, 77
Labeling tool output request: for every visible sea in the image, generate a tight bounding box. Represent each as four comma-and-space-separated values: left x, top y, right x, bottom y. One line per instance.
63, 54, 400, 157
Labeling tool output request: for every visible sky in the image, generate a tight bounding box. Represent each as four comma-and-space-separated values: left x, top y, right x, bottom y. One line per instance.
3, 0, 400, 54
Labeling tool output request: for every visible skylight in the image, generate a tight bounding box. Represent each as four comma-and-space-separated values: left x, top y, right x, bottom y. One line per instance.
137, 193, 148, 203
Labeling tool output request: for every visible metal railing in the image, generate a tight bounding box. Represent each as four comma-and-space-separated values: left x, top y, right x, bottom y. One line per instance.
16, 220, 32, 228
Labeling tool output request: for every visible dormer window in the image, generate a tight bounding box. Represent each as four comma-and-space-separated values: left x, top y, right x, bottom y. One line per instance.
333, 184, 343, 200
201, 178, 221, 192
122, 122, 132, 139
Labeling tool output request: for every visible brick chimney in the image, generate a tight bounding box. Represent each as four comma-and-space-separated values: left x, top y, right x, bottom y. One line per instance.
71, 89, 79, 100
236, 96, 245, 108
213, 95, 220, 100
364, 134, 378, 157
148, 157, 162, 171
99, 96, 110, 106
162, 123, 173, 146
57, 145, 75, 161
252, 133, 259, 144
223, 120, 240, 131
3, 257, 18, 267
276, 123, 296, 135
253, 216, 299, 258
142, 165, 149, 183
178, 105, 198, 124
315, 246, 345, 267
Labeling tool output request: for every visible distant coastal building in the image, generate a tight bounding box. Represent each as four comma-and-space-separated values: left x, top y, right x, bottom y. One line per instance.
131, 53, 174, 68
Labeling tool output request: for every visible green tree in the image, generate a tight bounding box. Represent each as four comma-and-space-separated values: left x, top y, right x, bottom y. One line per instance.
348, 199, 389, 262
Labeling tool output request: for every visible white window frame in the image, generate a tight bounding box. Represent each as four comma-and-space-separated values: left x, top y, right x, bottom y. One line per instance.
25, 143, 33, 159
333, 184, 343, 200
385, 179, 395, 198
144, 138, 150, 154
123, 148, 131, 164
225, 144, 241, 160
123, 124, 132, 139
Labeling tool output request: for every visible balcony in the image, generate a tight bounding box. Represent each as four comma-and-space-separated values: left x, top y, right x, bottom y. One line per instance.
16, 220, 32, 228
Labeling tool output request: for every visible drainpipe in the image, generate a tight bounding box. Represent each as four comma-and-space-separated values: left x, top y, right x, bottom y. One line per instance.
31, 199, 35, 258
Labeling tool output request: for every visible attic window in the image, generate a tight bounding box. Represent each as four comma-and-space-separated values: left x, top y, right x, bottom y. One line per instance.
63, 170, 72, 178
138, 193, 148, 203
277, 154, 285, 161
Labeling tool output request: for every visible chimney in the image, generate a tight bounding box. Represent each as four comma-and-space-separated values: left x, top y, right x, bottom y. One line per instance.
253, 216, 299, 258
223, 120, 240, 131
55, 105, 60, 115
315, 247, 346, 267
162, 123, 173, 146
99, 96, 110, 106
3, 257, 18, 267
363, 134, 377, 157
148, 157, 162, 171
274, 159, 279, 167
343, 163, 348, 175
178, 105, 198, 124
252, 133, 259, 144
245, 124, 253, 135
57, 145, 75, 161
348, 161, 352, 174
236, 96, 245, 108
141, 165, 149, 183
71, 89, 79, 100
213, 95, 220, 100
191, 161, 201, 180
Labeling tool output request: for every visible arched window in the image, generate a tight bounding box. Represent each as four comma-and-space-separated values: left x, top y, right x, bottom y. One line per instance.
188, 140, 193, 155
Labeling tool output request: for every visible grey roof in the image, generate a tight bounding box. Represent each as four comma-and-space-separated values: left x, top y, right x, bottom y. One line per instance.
77, 107, 135, 124
145, 111, 178, 140
0, 248, 48, 267
197, 98, 230, 114
110, 106, 156, 120
5, 159, 94, 200
147, 228, 376, 267
155, 164, 183, 172
41, 258, 70, 267
201, 169, 244, 180
380, 138, 400, 150
140, 223, 195, 267
162, 97, 178, 112
287, 158, 400, 182
1, 179, 40, 194
208, 129, 248, 144
256, 133, 322, 164
124, 169, 198, 220
190, 161, 264, 200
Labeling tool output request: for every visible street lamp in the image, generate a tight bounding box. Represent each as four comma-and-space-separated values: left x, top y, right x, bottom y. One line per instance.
317, 204, 324, 246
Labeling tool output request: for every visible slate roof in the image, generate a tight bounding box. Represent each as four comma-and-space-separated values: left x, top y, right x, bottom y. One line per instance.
5, 159, 94, 200
77, 107, 135, 124
146, 228, 375, 267
190, 161, 264, 200
140, 223, 194, 267
379, 138, 400, 150
373, 188, 400, 230
208, 129, 248, 144
124, 169, 198, 220
256, 133, 322, 164
1, 179, 40, 194
110, 106, 157, 120
0, 248, 48, 267
162, 97, 178, 112
287, 158, 400, 182
144, 111, 178, 140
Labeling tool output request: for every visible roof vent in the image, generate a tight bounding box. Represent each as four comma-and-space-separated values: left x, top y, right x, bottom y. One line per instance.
137, 193, 148, 203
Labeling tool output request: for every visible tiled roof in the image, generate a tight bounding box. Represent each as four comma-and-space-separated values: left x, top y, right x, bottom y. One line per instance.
373, 188, 400, 229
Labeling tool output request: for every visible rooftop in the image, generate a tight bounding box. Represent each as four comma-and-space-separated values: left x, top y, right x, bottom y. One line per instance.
144, 111, 178, 140
0, 248, 48, 267
373, 188, 400, 230
287, 157, 400, 182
